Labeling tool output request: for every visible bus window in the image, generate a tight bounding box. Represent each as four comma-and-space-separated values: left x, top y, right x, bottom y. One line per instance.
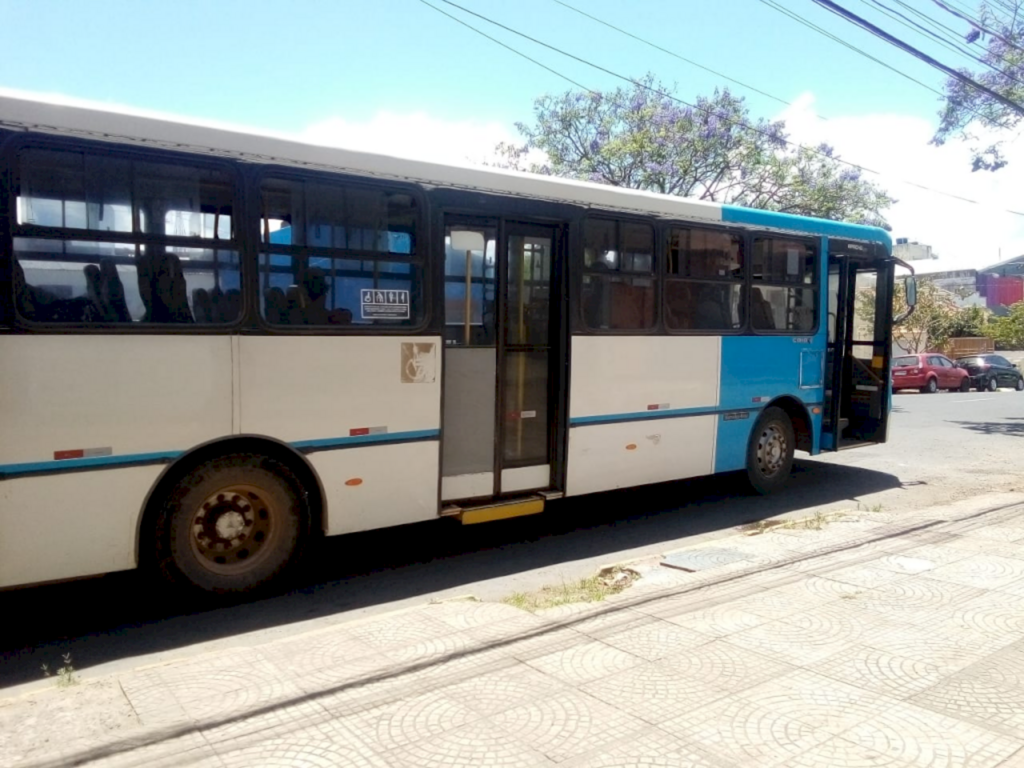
751, 238, 819, 333
665, 227, 744, 331
258, 178, 421, 328
580, 218, 655, 331
13, 148, 240, 326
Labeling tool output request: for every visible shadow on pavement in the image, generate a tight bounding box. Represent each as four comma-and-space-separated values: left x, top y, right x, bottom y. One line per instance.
947, 416, 1024, 438
0, 458, 902, 691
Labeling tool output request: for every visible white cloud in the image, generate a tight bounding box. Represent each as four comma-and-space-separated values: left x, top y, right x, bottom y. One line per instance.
779, 93, 1024, 270
299, 111, 519, 167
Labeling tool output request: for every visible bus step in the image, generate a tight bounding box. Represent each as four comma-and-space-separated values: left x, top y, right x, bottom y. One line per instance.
838, 418, 850, 432
446, 496, 546, 525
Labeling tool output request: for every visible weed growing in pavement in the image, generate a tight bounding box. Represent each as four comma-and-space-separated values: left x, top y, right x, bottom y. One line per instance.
41, 653, 78, 688
503, 567, 639, 612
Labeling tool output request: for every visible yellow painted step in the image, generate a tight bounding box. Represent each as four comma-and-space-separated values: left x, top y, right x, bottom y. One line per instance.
453, 496, 545, 525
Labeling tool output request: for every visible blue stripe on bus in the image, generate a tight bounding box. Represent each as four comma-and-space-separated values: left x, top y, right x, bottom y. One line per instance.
0, 429, 441, 480
291, 429, 440, 451
721, 205, 892, 249
570, 405, 751, 426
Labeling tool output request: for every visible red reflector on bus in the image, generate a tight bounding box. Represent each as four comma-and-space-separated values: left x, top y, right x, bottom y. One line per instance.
54, 449, 85, 460
349, 428, 370, 436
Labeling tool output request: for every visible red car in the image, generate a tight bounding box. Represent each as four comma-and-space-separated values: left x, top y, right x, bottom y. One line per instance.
892, 353, 971, 393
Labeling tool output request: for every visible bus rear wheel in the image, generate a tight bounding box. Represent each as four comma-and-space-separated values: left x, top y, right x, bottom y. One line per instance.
155, 454, 304, 594
746, 407, 795, 495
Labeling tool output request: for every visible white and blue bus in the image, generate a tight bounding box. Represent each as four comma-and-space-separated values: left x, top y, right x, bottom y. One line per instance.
0, 94, 913, 594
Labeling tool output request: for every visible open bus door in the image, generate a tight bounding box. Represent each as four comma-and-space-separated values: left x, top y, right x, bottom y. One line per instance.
825, 240, 913, 450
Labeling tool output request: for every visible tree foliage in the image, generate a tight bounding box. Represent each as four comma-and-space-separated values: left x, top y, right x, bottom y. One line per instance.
496, 74, 894, 227
990, 300, 1024, 347
932, 1, 1024, 170
857, 279, 989, 353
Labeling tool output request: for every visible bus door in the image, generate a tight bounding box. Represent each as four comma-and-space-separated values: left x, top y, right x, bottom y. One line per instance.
825, 243, 894, 449
440, 217, 566, 503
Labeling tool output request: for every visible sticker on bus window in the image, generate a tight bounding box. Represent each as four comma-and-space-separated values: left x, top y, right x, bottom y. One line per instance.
361, 289, 410, 320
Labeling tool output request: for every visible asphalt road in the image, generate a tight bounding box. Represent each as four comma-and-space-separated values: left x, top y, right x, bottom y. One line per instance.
1, 388, 1022, 694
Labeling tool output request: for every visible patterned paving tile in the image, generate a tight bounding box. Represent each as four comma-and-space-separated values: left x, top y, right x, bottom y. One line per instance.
811, 645, 946, 700
844, 578, 984, 620
579, 660, 730, 725
925, 555, 1024, 590
740, 670, 896, 735
215, 734, 390, 768
153, 653, 288, 706
524, 640, 644, 685
424, 600, 532, 631
347, 612, 461, 652
434, 661, 568, 718
842, 702, 1022, 768
491, 689, 648, 763
84, 731, 221, 768
599, 618, 711, 661
659, 640, 797, 694
345, 688, 481, 752
724, 607, 865, 666
561, 726, 725, 768
467, 619, 581, 661
383, 718, 555, 768
657, 602, 771, 638
660, 691, 834, 767
911, 674, 1024, 738
559, 606, 660, 640
788, 735, 915, 767
821, 563, 913, 590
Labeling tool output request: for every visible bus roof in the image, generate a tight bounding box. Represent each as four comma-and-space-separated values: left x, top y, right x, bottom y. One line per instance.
0, 91, 890, 249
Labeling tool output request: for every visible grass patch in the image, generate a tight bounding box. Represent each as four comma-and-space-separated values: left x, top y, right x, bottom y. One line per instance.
503, 567, 639, 612
741, 510, 849, 535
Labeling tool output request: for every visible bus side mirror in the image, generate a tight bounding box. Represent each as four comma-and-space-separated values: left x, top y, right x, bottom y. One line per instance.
906, 277, 918, 307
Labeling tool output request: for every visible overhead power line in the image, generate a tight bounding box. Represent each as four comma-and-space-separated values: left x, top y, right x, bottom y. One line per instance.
550, 0, 808, 113
813, 0, 1024, 115
757, 0, 949, 97
415, 0, 1024, 217
929, 0, 1024, 54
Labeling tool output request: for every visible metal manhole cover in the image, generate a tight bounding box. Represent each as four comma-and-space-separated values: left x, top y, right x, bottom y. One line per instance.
661, 547, 752, 572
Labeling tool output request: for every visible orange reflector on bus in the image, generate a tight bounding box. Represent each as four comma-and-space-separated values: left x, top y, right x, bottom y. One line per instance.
345, 478, 363, 486
811, 407, 821, 414
626, 443, 637, 451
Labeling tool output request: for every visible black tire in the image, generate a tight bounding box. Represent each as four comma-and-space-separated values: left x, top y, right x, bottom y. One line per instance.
746, 406, 795, 495
154, 453, 305, 594
1016, 376, 1024, 392
958, 378, 971, 392
987, 376, 999, 392
921, 377, 938, 394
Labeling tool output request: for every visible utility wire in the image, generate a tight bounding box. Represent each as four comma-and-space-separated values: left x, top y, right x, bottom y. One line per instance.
416, 0, 1024, 216
862, 0, 1024, 84
813, 0, 1024, 115
929, 0, 1024, 53
758, 0, 949, 97
550, 0, 808, 112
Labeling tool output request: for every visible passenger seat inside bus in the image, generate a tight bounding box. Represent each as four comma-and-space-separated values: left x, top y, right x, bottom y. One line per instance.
751, 287, 775, 330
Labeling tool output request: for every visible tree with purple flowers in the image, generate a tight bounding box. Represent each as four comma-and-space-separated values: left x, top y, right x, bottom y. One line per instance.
931, 1, 1024, 171
494, 74, 894, 227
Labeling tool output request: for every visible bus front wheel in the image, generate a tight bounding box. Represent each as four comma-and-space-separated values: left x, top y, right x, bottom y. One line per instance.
155, 453, 305, 594
746, 407, 795, 495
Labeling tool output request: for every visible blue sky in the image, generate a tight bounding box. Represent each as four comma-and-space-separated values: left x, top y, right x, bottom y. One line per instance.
5, 0, 1023, 266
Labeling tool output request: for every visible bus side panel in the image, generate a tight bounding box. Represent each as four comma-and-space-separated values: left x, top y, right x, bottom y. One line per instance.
716, 334, 827, 467
565, 336, 720, 496
0, 335, 234, 588
0, 467, 163, 587
309, 441, 439, 535
238, 336, 442, 532
0, 336, 234, 464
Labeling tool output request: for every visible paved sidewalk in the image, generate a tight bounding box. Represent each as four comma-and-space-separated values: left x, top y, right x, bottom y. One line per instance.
4, 493, 1024, 768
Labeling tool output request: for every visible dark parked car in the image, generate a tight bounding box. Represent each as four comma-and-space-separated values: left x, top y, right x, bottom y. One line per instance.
955, 354, 1024, 392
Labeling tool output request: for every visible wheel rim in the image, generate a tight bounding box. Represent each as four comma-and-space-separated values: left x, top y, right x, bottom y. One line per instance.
989, 378, 998, 391
189, 484, 278, 575
756, 424, 788, 477
1017, 378, 1023, 391
928, 379, 937, 392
